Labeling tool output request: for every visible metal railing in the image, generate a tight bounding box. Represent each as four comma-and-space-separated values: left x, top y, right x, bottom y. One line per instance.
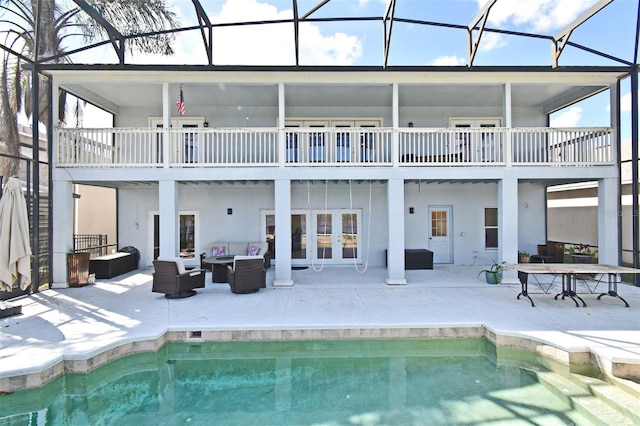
73, 234, 114, 258
56, 126, 614, 168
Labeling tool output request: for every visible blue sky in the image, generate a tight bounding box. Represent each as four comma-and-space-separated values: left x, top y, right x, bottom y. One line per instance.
67, 0, 637, 138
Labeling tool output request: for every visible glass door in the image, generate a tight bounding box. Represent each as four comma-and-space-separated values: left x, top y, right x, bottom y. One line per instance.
449, 118, 501, 162
148, 211, 199, 266
263, 211, 310, 265
262, 209, 360, 265
313, 209, 361, 264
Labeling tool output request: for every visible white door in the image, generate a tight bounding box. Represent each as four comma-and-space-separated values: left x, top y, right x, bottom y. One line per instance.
313, 209, 361, 264
149, 117, 204, 163
449, 118, 501, 162
428, 206, 452, 264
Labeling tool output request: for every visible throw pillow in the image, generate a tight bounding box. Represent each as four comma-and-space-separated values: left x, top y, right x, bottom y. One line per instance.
248, 246, 260, 256
212, 246, 226, 256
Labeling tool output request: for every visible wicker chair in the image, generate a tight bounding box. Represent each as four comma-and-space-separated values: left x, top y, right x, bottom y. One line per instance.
226, 255, 266, 294
152, 258, 205, 299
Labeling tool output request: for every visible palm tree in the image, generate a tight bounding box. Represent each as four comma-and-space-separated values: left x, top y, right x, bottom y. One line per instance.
0, 0, 180, 178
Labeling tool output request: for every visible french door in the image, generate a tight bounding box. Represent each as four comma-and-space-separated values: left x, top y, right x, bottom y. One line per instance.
149, 117, 205, 163
313, 209, 361, 264
449, 118, 501, 162
263, 209, 362, 265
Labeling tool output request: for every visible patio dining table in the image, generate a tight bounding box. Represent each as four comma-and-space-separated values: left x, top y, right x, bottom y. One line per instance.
506, 263, 640, 308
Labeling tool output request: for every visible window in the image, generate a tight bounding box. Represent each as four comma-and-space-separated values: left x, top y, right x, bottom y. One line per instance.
484, 207, 498, 249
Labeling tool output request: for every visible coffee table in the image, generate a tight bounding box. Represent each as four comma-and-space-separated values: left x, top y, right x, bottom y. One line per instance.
203, 255, 235, 283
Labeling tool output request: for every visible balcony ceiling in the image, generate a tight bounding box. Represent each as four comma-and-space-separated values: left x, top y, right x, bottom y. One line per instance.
61, 79, 608, 112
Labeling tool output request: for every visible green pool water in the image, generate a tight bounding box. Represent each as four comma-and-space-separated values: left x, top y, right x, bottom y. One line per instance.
0, 338, 608, 425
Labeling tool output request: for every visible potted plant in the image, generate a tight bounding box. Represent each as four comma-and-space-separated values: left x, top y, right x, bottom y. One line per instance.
518, 251, 530, 263
67, 249, 90, 287
565, 244, 596, 264
478, 261, 507, 284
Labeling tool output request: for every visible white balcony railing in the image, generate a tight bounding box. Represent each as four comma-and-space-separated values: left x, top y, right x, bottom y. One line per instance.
56, 126, 613, 168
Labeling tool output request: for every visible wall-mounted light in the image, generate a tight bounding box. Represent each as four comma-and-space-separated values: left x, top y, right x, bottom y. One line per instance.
203, 121, 209, 128
227, 208, 233, 215
409, 207, 414, 214
408, 122, 414, 128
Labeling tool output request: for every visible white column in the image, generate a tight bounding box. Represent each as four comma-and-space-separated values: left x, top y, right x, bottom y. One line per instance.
386, 179, 407, 285
598, 177, 619, 265
51, 180, 74, 288
392, 83, 400, 167
274, 179, 294, 286
498, 176, 518, 283
278, 82, 286, 168
51, 80, 60, 167
503, 83, 513, 167
158, 180, 179, 257
610, 83, 619, 163
162, 83, 170, 167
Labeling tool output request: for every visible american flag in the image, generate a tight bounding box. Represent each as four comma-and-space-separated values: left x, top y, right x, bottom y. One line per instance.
176, 86, 186, 116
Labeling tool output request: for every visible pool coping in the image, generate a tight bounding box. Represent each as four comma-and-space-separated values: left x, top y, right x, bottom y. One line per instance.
1, 325, 639, 394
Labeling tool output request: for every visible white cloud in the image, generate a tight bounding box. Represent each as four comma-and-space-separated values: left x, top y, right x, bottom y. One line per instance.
621, 91, 632, 112
80, 0, 363, 66
551, 106, 582, 127
428, 55, 466, 66
479, 0, 601, 33
478, 33, 506, 52
210, 0, 361, 65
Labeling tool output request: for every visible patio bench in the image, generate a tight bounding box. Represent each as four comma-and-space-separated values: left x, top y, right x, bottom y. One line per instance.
89, 252, 137, 279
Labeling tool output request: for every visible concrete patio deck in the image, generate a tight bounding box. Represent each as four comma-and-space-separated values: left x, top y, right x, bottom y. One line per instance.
1, 265, 640, 393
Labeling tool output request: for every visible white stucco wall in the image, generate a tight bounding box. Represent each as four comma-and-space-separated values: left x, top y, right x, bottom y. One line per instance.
517, 182, 548, 255
402, 181, 546, 265
117, 180, 548, 269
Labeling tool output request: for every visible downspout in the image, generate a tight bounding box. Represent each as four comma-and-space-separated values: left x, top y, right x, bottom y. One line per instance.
31, 0, 42, 293
31, 66, 40, 293
632, 67, 639, 285
47, 76, 53, 289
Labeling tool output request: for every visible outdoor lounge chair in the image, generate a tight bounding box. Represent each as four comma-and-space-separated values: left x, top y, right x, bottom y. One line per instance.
226, 255, 266, 294
152, 257, 205, 299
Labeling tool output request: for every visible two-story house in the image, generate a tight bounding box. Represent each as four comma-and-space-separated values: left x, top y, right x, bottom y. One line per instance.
46, 65, 624, 286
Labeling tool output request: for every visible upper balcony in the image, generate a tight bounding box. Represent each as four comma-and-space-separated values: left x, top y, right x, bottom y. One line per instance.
56, 126, 614, 169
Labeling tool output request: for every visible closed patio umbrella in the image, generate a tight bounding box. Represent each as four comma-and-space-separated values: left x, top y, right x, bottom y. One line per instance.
0, 177, 32, 292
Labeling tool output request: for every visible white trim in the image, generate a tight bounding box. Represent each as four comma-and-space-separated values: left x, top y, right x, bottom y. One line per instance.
149, 117, 206, 127
282, 118, 383, 127
449, 117, 502, 127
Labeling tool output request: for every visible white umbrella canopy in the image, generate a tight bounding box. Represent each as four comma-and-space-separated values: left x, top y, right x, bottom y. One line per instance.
0, 177, 32, 291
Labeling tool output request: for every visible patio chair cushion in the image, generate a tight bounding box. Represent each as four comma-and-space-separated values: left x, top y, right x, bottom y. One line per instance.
156, 256, 186, 274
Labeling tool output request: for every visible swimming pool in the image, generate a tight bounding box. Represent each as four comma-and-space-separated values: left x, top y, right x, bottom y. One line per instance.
0, 338, 630, 425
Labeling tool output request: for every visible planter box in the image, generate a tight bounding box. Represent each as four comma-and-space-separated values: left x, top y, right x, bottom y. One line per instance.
68, 253, 90, 287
